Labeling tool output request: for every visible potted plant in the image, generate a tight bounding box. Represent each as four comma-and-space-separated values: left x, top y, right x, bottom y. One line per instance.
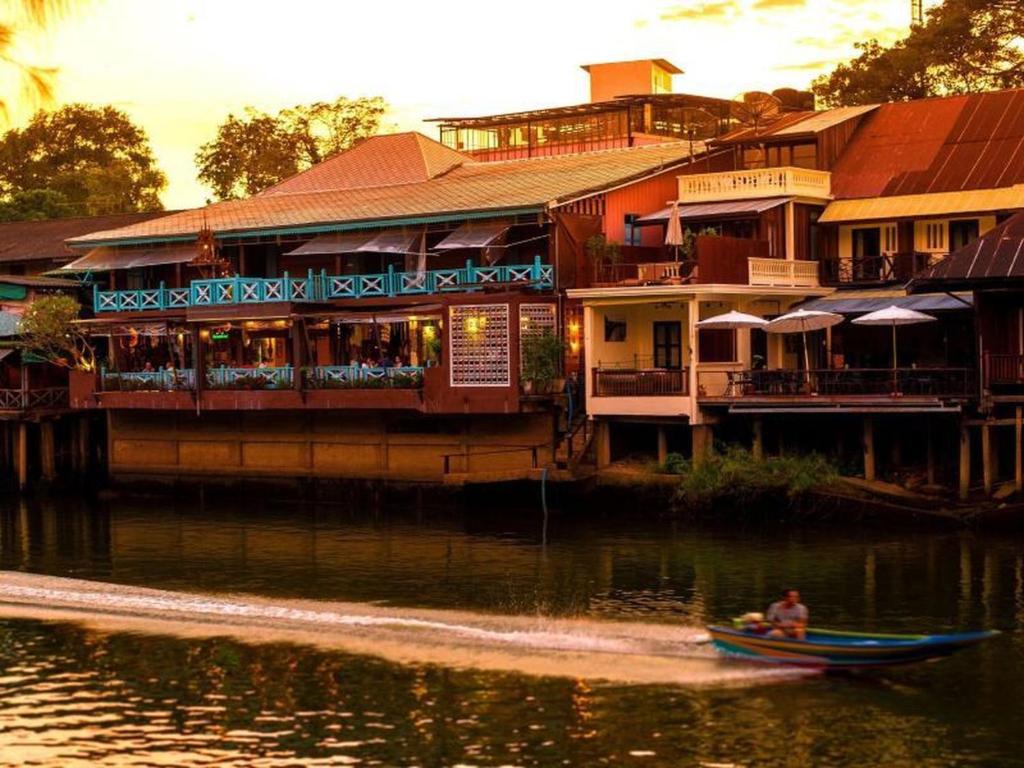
521, 331, 565, 395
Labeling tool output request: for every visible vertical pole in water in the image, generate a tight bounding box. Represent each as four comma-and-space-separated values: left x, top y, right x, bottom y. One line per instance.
982, 421, 994, 495
926, 419, 936, 486
959, 422, 971, 500
863, 417, 876, 482
17, 421, 27, 491
40, 421, 55, 482
540, 466, 548, 548
657, 426, 668, 467
752, 417, 764, 461
1015, 407, 1022, 493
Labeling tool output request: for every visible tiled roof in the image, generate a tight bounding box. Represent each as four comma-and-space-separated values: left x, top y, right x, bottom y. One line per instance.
830, 89, 1024, 199
0, 211, 174, 264
259, 132, 470, 196
912, 210, 1024, 287
69, 138, 701, 246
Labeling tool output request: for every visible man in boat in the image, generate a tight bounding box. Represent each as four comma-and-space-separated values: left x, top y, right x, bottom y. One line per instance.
766, 589, 807, 640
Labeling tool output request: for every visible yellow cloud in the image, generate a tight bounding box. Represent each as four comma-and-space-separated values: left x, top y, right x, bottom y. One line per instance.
660, 1, 738, 21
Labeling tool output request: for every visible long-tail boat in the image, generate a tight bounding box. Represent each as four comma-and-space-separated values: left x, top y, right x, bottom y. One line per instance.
707, 625, 1000, 668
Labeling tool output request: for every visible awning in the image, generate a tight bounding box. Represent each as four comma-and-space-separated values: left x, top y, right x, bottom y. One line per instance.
434, 220, 510, 250
356, 230, 422, 255
61, 244, 199, 272
310, 305, 443, 325
282, 232, 372, 257
638, 197, 791, 224
820, 185, 1024, 224
799, 289, 972, 314
76, 320, 172, 336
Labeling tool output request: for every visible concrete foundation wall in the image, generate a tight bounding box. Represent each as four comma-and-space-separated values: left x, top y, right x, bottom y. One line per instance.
107, 409, 555, 483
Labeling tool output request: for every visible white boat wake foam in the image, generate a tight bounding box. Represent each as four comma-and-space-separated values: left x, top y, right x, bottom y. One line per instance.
0, 571, 813, 687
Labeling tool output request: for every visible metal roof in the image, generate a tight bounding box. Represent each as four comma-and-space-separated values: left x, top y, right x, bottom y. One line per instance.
61, 244, 199, 272
819, 186, 1024, 223
830, 89, 1024, 199
912, 210, 1024, 289
800, 288, 972, 313
0, 211, 174, 264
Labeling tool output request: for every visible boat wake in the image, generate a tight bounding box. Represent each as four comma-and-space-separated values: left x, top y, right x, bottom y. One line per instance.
0, 572, 812, 687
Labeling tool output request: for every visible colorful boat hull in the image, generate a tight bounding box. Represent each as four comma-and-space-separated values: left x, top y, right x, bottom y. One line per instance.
708, 626, 999, 668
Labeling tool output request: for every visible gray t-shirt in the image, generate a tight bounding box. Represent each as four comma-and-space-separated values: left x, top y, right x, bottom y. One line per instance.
767, 601, 808, 626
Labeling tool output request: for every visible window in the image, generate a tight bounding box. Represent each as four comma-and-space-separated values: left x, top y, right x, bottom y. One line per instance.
653, 322, 682, 369
624, 214, 642, 246
949, 219, 980, 252
882, 224, 898, 254
604, 316, 627, 342
698, 329, 736, 363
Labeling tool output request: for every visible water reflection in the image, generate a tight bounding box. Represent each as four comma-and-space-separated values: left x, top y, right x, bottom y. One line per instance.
0, 495, 1023, 766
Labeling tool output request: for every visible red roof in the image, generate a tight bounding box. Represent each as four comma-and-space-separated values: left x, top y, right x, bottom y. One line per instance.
831, 89, 1024, 199
259, 132, 469, 197
0, 211, 174, 264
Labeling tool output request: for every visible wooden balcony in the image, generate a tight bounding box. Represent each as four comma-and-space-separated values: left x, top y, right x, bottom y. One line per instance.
0, 387, 68, 413
593, 367, 689, 397
698, 367, 974, 405
678, 167, 831, 202
984, 354, 1024, 399
748, 257, 819, 288
819, 253, 935, 286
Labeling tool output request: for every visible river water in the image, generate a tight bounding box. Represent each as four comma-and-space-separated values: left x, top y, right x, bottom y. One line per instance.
0, 494, 1021, 767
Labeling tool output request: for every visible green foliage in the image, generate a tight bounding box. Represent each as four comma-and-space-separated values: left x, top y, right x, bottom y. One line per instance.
813, 0, 1024, 106
586, 234, 621, 266
0, 104, 166, 215
521, 331, 564, 386
17, 294, 94, 370
196, 96, 388, 200
0, 188, 68, 221
660, 452, 687, 475
673, 446, 838, 509
678, 226, 719, 260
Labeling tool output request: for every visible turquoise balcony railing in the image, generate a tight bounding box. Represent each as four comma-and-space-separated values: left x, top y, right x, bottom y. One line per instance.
98, 365, 425, 392
100, 368, 196, 391
305, 365, 424, 389
93, 257, 554, 313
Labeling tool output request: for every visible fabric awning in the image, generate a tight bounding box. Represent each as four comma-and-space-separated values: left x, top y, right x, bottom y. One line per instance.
434, 220, 510, 250
61, 244, 199, 272
638, 197, 791, 224
798, 289, 972, 314
819, 186, 1024, 224
356, 230, 422, 255
310, 305, 443, 325
282, 232, 372, 257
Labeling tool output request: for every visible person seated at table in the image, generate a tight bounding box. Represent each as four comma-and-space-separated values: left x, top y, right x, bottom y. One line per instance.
142, 361, 154, 372
392, 356, 404, 368
766, 588, 808, 640
164, 361, 175, 371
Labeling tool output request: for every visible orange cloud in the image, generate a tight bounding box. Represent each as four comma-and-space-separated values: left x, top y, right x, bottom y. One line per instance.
753, 0, 806, 8
660, 1, 737, 21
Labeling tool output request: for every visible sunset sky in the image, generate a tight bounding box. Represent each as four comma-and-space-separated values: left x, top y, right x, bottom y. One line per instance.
14, 0, 922, 209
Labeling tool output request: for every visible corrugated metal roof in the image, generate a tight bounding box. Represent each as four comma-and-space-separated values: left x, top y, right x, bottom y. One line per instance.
259, 133, 470, 197
638, 197, 790, 223
913, 210, 1024, 287
67, 138, 704, 247
771, 104, 879, 136
0, 211, 174, 264
830, 89, 1024, 199
800, 289, 972, 313
819, 185, 1024, 223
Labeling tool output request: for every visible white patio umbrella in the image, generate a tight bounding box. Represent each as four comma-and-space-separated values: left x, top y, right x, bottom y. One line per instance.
766, 308, 844, 385
695, 310, 768, 330
852, 305, 937, 390
664, 201, 684, 259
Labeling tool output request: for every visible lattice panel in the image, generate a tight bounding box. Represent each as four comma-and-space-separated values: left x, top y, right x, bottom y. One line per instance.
449, 304, 510, 387
519, 303, 557, 341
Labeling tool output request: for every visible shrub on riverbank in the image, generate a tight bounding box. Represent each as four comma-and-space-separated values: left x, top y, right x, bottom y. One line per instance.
671, 446, 838, 509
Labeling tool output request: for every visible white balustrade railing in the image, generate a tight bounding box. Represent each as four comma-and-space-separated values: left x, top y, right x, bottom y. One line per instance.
748, 257, 820, 288
678, 166, 831, 202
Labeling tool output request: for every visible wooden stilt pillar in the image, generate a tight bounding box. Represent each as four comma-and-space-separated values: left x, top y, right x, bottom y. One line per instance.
77, 416, 90, 475
657, 426, 668, 466
596, 420, 611, 469
17, 421, 28, 491
982, 421, 994, 495
752, 417, 764, 462
1015, 407, 1022, 493
692, 424, 712, 466
926, 421, 937, 486
959, 423, 971, 501
863, 417, 876, 482
40, 421, 55, 482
